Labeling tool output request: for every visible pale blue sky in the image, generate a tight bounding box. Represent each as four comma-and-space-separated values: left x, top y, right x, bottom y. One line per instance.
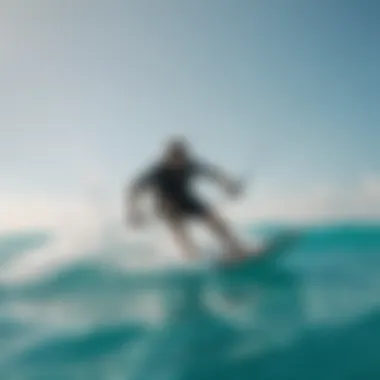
1, 0, 379, 198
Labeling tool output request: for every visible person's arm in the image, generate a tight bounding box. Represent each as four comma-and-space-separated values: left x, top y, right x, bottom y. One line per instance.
194, 161, 243, 197
125, 167, 156, 227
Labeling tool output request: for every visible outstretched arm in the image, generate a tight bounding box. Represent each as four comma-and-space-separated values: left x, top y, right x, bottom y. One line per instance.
125, 167, 156, 227
195, 162, 243, 197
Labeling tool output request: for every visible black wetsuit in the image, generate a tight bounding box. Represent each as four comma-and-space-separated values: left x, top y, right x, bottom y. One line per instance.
134, 161, 211, 217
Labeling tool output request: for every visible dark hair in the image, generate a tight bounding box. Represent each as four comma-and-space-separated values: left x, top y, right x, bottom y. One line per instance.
168, 137, 188, 149
163, 136, 191, 160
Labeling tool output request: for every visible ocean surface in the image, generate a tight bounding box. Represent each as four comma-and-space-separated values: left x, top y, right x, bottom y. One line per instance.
1, 222, 380, 380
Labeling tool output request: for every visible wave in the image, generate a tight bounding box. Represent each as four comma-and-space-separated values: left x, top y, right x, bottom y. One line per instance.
0, 230, 51, 264
1, 222, 380, 379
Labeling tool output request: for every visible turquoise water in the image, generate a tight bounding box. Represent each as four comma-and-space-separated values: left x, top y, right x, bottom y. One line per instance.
1, 223, 380, 380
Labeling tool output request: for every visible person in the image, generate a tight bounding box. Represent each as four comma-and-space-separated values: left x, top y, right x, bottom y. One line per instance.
126, 137, 248, 261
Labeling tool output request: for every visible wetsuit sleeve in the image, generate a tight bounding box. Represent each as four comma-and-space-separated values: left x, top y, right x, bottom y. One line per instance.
191, 160, 233, 188
132, 166, 158, 190
191, 161, 216, 177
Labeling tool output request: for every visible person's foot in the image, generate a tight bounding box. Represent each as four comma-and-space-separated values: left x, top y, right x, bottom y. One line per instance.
221, 246, 247, 263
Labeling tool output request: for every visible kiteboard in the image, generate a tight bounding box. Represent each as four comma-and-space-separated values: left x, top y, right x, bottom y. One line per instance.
217, 230, 300, 270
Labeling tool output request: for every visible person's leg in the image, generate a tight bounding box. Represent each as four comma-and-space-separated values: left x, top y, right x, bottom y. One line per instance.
203, 210, 247, 260
165, 217, 198, 260
158, 197, 199, 260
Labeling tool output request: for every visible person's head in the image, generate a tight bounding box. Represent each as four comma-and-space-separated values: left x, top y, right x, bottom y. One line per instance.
162, 137, 191, 165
